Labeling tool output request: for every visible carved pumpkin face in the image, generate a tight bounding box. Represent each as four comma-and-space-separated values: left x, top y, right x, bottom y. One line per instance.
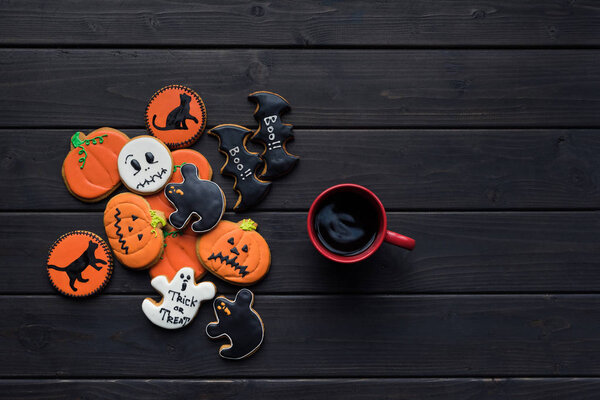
104, 193, 166, 269
149, 228, 206, 281
196, 219, 270, 285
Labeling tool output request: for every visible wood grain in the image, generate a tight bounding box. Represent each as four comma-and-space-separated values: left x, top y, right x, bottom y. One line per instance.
3, 129, 600, 211
2, 378, 600, 400
1, 1, 599, 47
2, 295, 600, 377
1, 50, 600, 128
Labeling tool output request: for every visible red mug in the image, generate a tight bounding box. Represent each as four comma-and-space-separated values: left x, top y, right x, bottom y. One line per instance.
307, 184, 415, 263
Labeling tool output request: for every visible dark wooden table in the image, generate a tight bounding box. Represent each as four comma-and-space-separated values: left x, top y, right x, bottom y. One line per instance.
2, 1, 600, 398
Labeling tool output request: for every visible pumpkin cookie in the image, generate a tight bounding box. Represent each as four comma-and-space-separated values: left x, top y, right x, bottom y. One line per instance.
146, 149, 212, 219
104, 193, 166, 269
145, 85, 207, 149
118, 135, 174, 195
148, 227, 206, 282
47, 231, 113, 297
62, 128, 130, 202
196, 219, 271, 285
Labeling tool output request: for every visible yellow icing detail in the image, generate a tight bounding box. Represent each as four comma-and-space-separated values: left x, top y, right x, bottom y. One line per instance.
149, 210, 166, 238
239, 219, 257, 231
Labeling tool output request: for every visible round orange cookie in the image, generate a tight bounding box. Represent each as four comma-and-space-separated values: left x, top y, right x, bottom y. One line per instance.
47, 231, 113, 297
104, 193, 166, 270
145, 85, 207, 149
148, 227, 206, 282
196, 219, 270, 285
62, 128, 130, 202
146, 149, 213, 220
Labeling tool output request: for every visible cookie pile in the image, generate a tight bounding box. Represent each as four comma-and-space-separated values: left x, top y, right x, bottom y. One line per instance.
46, 86, 296, 360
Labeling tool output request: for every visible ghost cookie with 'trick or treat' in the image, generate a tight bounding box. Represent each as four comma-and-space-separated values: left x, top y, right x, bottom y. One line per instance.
118, 135, 174, 194
142, 267, 216, 329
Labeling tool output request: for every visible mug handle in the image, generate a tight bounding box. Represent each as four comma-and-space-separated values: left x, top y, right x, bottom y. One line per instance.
385, 231, 416, 250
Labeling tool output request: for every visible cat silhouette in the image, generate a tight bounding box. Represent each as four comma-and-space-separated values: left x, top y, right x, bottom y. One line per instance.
152, 93, 198, 130
47, 240, 106, 292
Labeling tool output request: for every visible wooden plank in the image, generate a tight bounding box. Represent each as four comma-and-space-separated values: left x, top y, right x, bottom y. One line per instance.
3, 378, 600, 400
1, 1, 600, 47
2, 295, 600, 377
3, 129, 600, 211
2, 211, 600, 295
1, 50, 599, 128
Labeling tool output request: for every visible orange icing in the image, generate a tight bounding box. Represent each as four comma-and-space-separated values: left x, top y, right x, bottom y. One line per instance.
148, 227, 206, 281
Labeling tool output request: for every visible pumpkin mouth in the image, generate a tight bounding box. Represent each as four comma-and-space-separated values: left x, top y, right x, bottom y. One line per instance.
208, 252, 249, 277
113, 208, 129, 254
136, 168, 168, 189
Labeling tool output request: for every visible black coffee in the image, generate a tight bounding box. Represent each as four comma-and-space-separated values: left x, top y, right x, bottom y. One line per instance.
313, 191, 379, 256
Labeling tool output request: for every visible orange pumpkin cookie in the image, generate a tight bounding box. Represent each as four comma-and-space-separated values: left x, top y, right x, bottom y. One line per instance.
148, 227, 206, 282
146, 149, 212, 219
62, 128, 130, 202
47, 231, 113, 297
104, 193, 166, 269
196, 219, 271, 285
145, 85, 207, 149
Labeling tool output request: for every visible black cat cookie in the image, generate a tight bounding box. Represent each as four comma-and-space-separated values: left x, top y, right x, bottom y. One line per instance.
164, 163, 226, 233
145, 85, 207, 149
248, 91, 299, 179
206, 288, 264, 360
208, 124, 272, 211
47, 231, 113, 297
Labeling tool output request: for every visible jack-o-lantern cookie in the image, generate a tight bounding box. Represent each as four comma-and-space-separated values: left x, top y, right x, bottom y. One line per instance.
118, 136, 174, 195
104, 193, 166, 269
148, 228, 206, 281
145, 85, 207, 149
47, 231, 113, 297
62, 128, 130, 202
146, 149, 212, 219
196, 219, 271, 285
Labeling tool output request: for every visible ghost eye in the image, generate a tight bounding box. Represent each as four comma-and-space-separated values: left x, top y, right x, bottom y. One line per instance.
130, 159, 141, 174
180, 273, 184, 278
145, 152, 156, 164
187, 275, 191, 280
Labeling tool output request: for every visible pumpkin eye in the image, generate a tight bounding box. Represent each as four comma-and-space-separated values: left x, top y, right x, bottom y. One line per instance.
145, 152, 156, 164
242, 244, 248, 253
227, 237, 234, 245
180, 273, 184, 279
130, 159, 141, 174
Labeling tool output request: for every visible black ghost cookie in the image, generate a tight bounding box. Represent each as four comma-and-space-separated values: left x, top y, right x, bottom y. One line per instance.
208, 124, 272, 211
164, 163, 226, 233
206, 288, 264, 360
248, 91, 299, 179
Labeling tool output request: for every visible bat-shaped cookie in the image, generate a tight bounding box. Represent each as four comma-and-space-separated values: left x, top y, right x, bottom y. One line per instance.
248, 91, 299, 179
208, 124, 272, 211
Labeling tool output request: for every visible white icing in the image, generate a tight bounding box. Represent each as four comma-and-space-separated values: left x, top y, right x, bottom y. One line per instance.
118, 136, 173, 194
142, 267, 216, 329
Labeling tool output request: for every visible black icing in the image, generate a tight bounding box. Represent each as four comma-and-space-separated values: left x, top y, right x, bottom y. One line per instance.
209, 125, 272, 211
164, 163, 225, 233
248, 91, 299, 180
206, 288, 264, 360
47, 240, 106, 292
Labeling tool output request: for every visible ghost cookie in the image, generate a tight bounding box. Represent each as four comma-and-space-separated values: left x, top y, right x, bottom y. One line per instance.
62, 128, 130, 202
118, 135, 174, 194
249, 91, 299, 179
142, 267, 216, 329
145, 85, 207, 149
196, 219, 271, 285
148, 228, 206, 282
104, 193, 166, 269
47, 231, 113, 297
164, 163, 226, 233
209, 124, 272, 211
206, 288, 264, 360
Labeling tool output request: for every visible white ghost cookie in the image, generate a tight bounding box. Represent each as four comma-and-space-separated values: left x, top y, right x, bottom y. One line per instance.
118, 135, 174, 194
142, 267, 216, 329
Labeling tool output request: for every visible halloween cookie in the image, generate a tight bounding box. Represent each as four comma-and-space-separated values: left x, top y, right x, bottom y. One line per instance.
249, 91, 299, 179
206, 288, 264, 360
196, 219, 271, 285
62, 128, 130, 202
118, 135, 174, 195
104, 193, 166, 269
164, 163, 226, 233
148, 228, 206, 282
209, 124, 271, 211
146, 149, 212, 219
145, 85, 207, 149
142, 267, 216, 329
47, 231, 113, 297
